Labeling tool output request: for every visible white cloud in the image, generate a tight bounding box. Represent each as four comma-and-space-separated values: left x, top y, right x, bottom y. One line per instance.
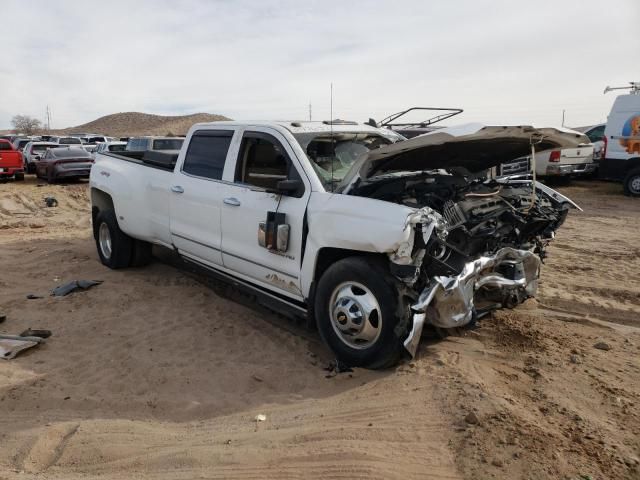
1, 0, 637, 129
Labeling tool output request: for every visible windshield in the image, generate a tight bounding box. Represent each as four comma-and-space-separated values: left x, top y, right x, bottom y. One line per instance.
297, 133, 393, 189
153, 139, 183, 150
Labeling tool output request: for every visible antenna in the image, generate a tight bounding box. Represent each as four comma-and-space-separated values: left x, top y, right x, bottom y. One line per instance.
604, 82, 640, 94
330, 82, 334, 191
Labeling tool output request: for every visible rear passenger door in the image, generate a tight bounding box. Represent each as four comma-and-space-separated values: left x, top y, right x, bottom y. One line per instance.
169, 129, 235, 268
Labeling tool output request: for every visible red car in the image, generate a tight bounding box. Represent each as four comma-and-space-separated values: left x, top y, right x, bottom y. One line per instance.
35, 147, 94, 183
0, 139, 25, 181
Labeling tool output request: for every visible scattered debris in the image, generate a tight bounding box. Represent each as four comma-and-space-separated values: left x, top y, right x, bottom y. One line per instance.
251, 375, 264, 383
254, 414, 267, 422
593, 341, 612, 351
51, 280, 103, 297
26, 294, 44, 300
0, 334, 46, 360
44, 196, 58, 207
324, 359, 353, 377
570, 354, 582, 364
19, 328, 52, 339
465, 412, 480, 425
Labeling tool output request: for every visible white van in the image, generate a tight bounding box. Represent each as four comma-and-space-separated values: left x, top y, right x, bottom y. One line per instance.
600, 82, 640, 196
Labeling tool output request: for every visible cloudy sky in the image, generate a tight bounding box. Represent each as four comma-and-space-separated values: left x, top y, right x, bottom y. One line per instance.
1, 0, 637, 130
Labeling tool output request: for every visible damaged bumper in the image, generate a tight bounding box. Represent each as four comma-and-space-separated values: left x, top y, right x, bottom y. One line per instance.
403, 247, 540, 357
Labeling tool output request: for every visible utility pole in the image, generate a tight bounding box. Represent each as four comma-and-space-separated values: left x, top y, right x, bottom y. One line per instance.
308, 102, 312, 121
45, 105, 51, 130
561, 109, 565, 127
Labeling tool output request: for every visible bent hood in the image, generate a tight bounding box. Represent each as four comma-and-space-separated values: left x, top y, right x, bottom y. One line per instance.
339, 123, 590, 192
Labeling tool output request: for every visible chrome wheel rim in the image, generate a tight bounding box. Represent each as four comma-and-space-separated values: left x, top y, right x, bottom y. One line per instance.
630, 175, 640, 194
98, 222, 112, 260
329, 281, 382, 349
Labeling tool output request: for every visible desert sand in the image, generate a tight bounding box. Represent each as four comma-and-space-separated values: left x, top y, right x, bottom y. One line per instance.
0, 177, 639, 479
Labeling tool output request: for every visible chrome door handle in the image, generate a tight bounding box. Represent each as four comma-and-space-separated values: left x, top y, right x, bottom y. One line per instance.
223, 197, 241, 206
171, 185, 184, 194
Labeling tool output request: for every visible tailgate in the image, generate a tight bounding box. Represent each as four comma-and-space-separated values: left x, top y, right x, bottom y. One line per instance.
0, 152, 23, 169
559, 146, 594, 164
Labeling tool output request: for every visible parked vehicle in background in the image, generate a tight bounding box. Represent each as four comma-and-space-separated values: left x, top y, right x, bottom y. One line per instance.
600, 82, 640, 196
93, 141, 127, 159
81, 136, 110, 153
91, 120, 582, 368
55, 136, 84, 147
498, 129, 595, 178
574, 124, 605, 161
22, 141, 60, 173
12, 137, 34, 152
35, 146, 94, 183
0, 139, 25, 181
125, 136, 184, 153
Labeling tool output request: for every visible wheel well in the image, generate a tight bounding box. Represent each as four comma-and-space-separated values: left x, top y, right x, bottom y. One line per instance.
313, 247, 387, 283
91, 188, 115, 236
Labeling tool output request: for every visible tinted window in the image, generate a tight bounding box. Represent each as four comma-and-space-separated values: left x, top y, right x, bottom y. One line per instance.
31, 144, 55, 153
235, 133, 292, 190
182, 131, 232, 180
52, 148, 91, 158
108, 144, 126, 152
59, 137, 82, 145
586, 125, 605, 143
153, 139, 184, 150
0, 142, 11, 150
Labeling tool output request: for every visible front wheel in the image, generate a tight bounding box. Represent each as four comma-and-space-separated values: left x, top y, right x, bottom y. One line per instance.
623, 168, 640, 197
94, 209, 133, 269
314, 257, 405, 369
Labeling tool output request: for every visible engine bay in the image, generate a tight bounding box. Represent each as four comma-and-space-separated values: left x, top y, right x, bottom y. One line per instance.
349, 169, 571, 323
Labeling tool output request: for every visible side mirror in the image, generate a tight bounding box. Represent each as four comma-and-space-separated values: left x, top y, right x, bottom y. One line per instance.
276, 179, 302, 196
34, 155, 41, 160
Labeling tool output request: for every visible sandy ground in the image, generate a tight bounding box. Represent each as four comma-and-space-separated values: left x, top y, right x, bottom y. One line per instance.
0, 176, 639, 480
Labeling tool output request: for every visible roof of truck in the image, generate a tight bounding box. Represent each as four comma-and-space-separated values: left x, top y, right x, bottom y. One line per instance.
191, 120, 388, 135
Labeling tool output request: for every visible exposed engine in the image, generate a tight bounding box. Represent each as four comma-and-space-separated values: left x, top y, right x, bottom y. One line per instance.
350, 169, 571, 344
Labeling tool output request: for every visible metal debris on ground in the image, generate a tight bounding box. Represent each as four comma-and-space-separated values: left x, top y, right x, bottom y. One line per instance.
254, 414, 267, 422
324, 359, 354, 378
26, 294, 44, 300
19, 328, 52, 339
51, 280, 103, 297
0, 334, 46, 360
44, 196, 58, 207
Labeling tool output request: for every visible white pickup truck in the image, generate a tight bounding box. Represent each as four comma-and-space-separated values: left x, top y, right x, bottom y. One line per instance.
90, 121, 582, 368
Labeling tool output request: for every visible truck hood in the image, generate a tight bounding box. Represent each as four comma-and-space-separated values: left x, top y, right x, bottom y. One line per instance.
339, 123, 590, 192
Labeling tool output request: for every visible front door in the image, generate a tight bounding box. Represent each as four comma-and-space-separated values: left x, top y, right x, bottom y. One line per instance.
169, 129, 235, 267
219, 129, 309, 299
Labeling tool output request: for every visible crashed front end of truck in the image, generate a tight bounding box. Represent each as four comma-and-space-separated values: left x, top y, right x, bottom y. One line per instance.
340, 125, 585, 356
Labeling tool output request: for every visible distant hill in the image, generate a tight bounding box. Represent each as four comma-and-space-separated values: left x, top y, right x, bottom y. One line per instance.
53, 112, 231, 137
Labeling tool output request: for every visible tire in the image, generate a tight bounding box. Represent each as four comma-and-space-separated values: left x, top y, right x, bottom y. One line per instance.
314, 257, 405, 369
130, 239, 153, 267
14, 173, 24, 181
94, 209, 133, 269
623, 168, 640, 197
